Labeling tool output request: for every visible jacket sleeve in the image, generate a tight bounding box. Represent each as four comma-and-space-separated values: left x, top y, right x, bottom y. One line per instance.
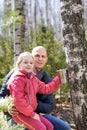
36, 71, 54, 114
0, 69, 14, 98
38, 76, 61, 94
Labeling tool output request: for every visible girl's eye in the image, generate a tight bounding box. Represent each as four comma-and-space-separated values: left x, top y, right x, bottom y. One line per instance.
23, 61, 33, 64
24, 61, 28, 64
30, 62, 33, 64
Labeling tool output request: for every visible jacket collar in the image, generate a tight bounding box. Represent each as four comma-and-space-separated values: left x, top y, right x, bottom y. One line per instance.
33, 68, 44, 80
19, 70, 36, 79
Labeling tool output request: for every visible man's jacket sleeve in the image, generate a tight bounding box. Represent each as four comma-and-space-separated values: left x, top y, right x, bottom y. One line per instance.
0, 69, 14, 98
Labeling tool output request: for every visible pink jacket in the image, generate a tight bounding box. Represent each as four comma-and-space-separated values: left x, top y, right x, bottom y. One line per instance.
9, 70, 61, 118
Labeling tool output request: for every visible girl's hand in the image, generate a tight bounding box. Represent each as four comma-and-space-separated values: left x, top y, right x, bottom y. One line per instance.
33, 113, 40, 121
56, 69, 67, 84
8, 105, 19, 116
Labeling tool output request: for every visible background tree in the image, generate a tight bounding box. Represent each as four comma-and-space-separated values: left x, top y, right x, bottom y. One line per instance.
13, 0, 27, 64
60, 0, 87, 130
0, 37, 13, 86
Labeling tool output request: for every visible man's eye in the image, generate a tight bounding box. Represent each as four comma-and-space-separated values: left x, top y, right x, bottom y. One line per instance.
35, 55, 45, 58
42, 56, 45, 58
35, 55, 40, 57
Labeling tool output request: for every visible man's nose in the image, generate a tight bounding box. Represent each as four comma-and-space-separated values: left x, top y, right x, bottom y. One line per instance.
37, 56, 42, 59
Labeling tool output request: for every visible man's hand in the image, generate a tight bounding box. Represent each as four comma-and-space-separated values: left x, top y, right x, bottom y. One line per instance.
8, 105, 19, 116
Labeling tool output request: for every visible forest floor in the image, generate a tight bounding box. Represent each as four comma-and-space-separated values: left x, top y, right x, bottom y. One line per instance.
52, 97, 76, 130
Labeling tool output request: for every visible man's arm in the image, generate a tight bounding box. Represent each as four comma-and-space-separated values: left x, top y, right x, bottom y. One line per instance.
0, 69, 14, 98
36, 70, 55, 114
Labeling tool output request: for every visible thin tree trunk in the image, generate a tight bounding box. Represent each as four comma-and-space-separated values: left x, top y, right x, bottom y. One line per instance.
60, 0, 87, 130
13, 0, 26, 64
27, 0, 33, 44
37, 0, 44, 24
34, 0, 37, 31
45, 0, 50, 26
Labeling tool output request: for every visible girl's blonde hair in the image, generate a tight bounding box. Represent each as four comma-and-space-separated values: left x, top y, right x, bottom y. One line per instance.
7, 52, 33, 87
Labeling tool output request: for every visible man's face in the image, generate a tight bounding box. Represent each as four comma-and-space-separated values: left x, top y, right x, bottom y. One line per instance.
33, 48, 48, 70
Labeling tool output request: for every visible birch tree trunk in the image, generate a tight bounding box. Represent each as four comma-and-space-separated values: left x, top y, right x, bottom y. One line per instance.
13, 0, 26, 64
45, 0, 50, 27
27, 0, 33, 44
60, 0, 87, 130
37, 0, 44, 24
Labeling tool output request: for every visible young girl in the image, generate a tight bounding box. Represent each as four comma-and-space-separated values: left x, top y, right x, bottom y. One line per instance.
8, 52, 62, 130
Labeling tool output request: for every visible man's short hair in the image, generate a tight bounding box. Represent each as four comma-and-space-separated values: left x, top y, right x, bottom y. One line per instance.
32, 46, 47, 57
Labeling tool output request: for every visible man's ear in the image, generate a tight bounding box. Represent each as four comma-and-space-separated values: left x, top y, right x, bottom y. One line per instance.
46, 57, 48, 63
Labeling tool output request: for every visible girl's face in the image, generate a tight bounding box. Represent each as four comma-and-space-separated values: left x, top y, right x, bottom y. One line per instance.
19, 55, 34, 73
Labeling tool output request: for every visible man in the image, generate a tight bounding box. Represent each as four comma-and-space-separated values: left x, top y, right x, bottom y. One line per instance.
0, 46, 71, 130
